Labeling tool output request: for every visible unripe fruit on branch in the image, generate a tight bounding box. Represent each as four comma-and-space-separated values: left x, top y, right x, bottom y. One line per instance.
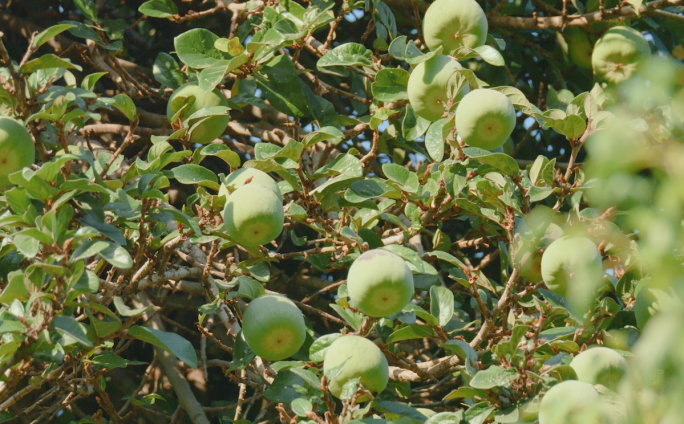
224, 168, 281, 197
166, 82, 231, 145
347, 249, 414, 317
323, 335, 389, 400
540, 236, 603, 298
408, 55, 470, 122
241, 294, 306, 361
455, 89, 516, 150
592, 27, 650, 84
570, 347, 630, 391
423, 0, 488, 54
0, 117, 35, 187
223, 184, 284, 247
514, 221, 564, 283
633, 283, 681, 330
538, 380, 603, 424
563, 27, 594, 70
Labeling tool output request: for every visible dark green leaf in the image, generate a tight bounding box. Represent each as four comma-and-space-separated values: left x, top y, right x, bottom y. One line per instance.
128, 326, 198, 368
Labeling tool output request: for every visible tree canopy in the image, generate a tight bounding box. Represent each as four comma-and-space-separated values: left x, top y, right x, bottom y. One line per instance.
0, 0, 683, 423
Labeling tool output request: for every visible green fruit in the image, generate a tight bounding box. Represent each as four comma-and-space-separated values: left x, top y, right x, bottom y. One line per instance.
224, 168, 281, 197
515, 222, 564, 283
538, 380, 603, 424
570, 347, 630, 391
540, 236, 603, 297
455, 89, 516, 150
564, 27, 594, 69
347, 249, 414, 317
223, 184, 284, 247
166, 82, 231, 144
241, 294, 306, 361
633, 283, 680, 330
407, 55, 470, 122
323, 335, 389, 399
0, 117, 35, 187
423, 0, 488, 53
592, 27, 650, 84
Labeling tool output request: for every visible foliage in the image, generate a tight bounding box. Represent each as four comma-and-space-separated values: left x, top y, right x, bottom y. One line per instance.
0, 0, 682, 423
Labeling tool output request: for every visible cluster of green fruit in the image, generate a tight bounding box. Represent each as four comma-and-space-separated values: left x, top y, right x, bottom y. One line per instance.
563, 25, 651, 85
408, 0, 516, 151
0, 117, 35, 188
166, 82, 231, 145
241, 249, 415, 398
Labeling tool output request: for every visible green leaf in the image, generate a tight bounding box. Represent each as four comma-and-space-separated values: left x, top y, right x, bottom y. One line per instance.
237, 276, 265, 299
52, 315, 92, 347
440, 339, 477, 363
386, 324, 434, 343
329, 304, 364, 331
139, 0, 178, 18
87, 352, 147, 369
215, 37, 244, 56
303, 126, 345, 148
425, 118, 451, 162
371, 68, 409, 102
174, 28, 230, 69
71, 240, 110, 262
128, 326, 198, 368
34, 24, 76, 48
199, 144, 241, 168
98, 242, 133, 269
20, 55, 82, 74
112, 94, 136, 122
469, 366, 519, 389
255, 55, 309, 118
153, 53, 184, 89
198, 55, 249, 93
317, 43, 375, 70
291, 398, 313, 417
463, 147, 520, 176
309, 333, 343, 363
113, 297, 152, 317
402, 104, 430, 141
171, 164, 219, 189
13, 233, 41, 258
430, 286, 455, 327
74, 0, 98, 21
443, 386, 489, 400
452, 45, 504, 66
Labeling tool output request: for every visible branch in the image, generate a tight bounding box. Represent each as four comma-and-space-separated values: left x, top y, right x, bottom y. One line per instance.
489, 0, 684, 29
131, 293, 211, 424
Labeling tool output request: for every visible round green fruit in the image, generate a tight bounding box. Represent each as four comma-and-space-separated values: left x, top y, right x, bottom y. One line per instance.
570, 347, 630, 391
633, 283, 680, 330
224, 168, 281, 197
407, 55, 470, 122
592, 26, 650, 84
540, 236, 603, 297
347, 249, 414, 317
515, 222, 564, 283
0, 117, 34, 187
241, 294, 306, 361
323, 335, 389, 399
223, 184, 284, 247
538, 380, 603, 424
423, 0, 488, 53
455, 89, 516, 150
166, 82, 231, 145
564, 27, 594, 70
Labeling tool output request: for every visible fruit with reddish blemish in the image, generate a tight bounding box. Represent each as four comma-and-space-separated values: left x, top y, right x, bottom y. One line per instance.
323, 335, 389, 400
407, 55, 470, 122
540, 236, 603, 298
223, 184, 284, 247
223, 168, 281, 197
241, 294, 306, 361
592, 26, 650, 84
570, 346, 630, 391
166, 82, 231, 144
455, 89, 516, 150
422, 0, 488, 54
0, 117, 35, 187
347, 249, 414, 317
538, 380, 603, 424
